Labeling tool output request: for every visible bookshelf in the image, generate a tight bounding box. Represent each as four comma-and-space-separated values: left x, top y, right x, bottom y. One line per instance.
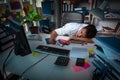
61, 0, 93, 24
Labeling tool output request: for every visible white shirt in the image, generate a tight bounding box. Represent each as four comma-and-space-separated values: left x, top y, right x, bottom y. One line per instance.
55, 23, 88, 36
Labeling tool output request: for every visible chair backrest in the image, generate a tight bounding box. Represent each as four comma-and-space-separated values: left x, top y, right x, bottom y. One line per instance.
61, 12, 84, 26
39, 20, 51, 34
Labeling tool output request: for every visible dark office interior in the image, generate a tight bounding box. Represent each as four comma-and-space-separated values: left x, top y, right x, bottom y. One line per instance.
0, 0, 120, 80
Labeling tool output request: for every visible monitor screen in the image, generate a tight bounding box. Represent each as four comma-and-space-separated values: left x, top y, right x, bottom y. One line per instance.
8, 18, 31, 56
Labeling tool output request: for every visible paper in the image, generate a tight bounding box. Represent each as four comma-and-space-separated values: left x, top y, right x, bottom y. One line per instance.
72, 65, 83, 72
70, 47, 88, 58
55, 36, 70, 41
83, 62, 90, 69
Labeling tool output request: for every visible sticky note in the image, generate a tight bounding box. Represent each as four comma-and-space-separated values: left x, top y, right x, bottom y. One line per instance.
32, 51, 39, 56
85, 59, 89, 62
83, 62, 90, 69
1, 18, 6, 21
72, 65, 83, 72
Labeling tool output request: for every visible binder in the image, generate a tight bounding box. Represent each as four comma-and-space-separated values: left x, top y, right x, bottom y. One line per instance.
0, 41, 14, 51
95, 37, 120, 54
92, 37, 120, 79
0, 24, 14, 52
0, 32, 6, 39
0, 35, 14, 44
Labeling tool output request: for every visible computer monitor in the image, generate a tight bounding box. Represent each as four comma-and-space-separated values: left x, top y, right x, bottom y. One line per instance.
8, 18, 31, 56
8, 0, 21, 12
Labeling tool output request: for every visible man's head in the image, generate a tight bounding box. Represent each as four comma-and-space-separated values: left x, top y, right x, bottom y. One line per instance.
76, 24, 97, 38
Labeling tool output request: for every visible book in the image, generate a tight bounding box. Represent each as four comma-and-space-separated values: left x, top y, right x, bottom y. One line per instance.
99, 22, 120, 35
103, 27, 114, 32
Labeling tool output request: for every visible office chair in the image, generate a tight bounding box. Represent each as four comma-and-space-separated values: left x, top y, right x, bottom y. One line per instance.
61, 12, 84, 26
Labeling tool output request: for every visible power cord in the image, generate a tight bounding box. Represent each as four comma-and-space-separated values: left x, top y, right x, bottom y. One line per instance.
0, 70, 4, 80
19, 54, 49, 79
2, 47, 14, 80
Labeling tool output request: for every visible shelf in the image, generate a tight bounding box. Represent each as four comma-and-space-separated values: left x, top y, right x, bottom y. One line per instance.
92, 37, 120, 79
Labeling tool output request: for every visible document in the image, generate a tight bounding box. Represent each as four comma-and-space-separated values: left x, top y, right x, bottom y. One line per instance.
70, 47, 88, 58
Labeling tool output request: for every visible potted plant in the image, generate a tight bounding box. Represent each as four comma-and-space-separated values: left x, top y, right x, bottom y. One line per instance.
22, 4, 42, 34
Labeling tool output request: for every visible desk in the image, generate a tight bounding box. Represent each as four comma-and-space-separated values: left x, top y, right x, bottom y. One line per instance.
0, 33, 95, 80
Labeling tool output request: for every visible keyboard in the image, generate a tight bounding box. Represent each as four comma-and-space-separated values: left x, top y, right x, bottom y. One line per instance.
54, 56, 70, 66
36, 45, 70, 56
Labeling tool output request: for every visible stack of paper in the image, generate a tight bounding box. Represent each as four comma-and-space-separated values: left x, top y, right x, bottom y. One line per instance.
70, 47, 88, 58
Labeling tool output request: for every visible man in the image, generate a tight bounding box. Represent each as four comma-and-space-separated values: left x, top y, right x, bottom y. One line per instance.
49, 22, 97, 44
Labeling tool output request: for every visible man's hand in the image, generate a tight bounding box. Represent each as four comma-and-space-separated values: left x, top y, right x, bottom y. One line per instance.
49, 38, 56, 44
49, 30, 58, 44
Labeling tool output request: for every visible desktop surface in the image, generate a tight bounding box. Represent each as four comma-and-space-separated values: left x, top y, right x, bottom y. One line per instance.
0, 33, 95, 80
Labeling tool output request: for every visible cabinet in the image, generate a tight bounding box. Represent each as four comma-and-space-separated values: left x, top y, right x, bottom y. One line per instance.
92, 37, 120, 79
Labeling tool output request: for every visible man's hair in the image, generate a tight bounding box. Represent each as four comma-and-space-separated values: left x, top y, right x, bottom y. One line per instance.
84, 24, 97, 38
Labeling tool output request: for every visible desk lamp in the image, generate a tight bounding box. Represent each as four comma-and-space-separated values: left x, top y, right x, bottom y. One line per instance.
90, 0, 108, 20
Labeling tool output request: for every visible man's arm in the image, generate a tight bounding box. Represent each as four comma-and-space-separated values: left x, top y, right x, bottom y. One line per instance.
49, 30, 58, 44
70, 35, 94, 43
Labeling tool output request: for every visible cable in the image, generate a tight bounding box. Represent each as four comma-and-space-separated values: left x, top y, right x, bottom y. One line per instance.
0, 70, 4, 80
2, 47, 14, 80
19, 54, 49, 79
